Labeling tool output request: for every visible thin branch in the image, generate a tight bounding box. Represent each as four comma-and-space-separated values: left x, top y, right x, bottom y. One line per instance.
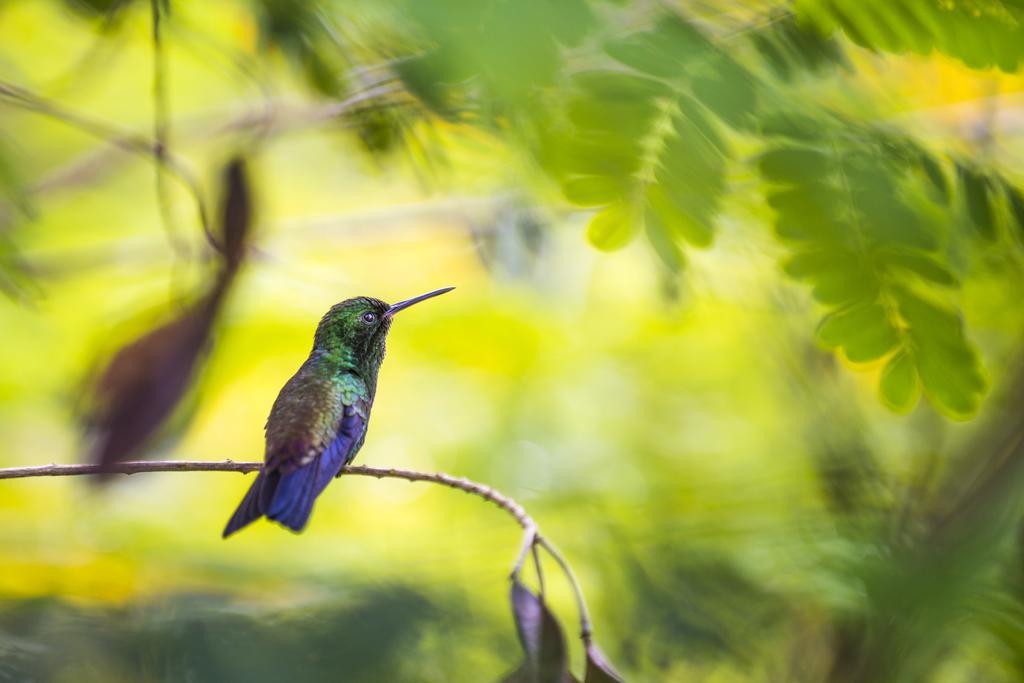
1, 80, 400, 230
0, 80, 210, 239
531, 543, 546, 598
211, 81, 401, 136
0, 458, 596, 648
511, 525, 538, 577
149, 0, 192, 256
537, 536, 595, 644
0, 460, 261, 478
0, 460, 531, 526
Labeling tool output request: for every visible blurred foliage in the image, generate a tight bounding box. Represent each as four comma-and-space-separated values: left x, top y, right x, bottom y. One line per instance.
759, 130, 986, 417
794, 0, 1024, 72
395, 0, 594, 114
0, 586, 439, 682
253, 0, 349, 96
3, 0, 1024, 681
751, 12, 847, 81
553, 16, 751, 262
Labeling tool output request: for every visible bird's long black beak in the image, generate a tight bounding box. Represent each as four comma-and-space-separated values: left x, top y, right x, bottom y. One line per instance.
386, 286, 455, 317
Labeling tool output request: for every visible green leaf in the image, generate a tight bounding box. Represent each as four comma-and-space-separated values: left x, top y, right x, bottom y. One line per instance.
759, 111, 824, 141
571, 71, 672, 102
555, 12, 752, 263
1004, 182, 1024, 238
678, 97, 729, 155
894, 287, 986, 419
691, 52, 757, 128
568, 98, 661, 139
879, 250, 958, 287
759, 147, 830, 185
645, 208, 685, 273
750, 12, 846, 81
557, 69, 728, 261
958, 164, 996, 241
565, 136, 644, 177
782, 248, 857, 280
917, 152, 949, 203
760, 132, 986, 417
879, 351, 920, 414
562, 176, 623, 206
646, 184, 713, 248
605, 14, 713, 76
766, 187, 845, 243
604, 35, 681, 79
400, 0, 595, 108
795, 0, 1024, 72
811, 263, 877, 306
817, 302, 898, 362
587, 203, 637, 251
842, 157, 937, 250
860, 197, 936, 250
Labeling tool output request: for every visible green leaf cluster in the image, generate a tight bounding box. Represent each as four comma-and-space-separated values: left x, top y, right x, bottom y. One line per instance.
760, 133, 986, 417
750, 12, 847, 81
795, 0, 1024, 71
553, 16, 756, 271
396, 0, 594, 112
956, 162, 1024, 244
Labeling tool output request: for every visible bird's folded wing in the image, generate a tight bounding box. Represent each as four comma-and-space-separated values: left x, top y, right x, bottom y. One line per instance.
315, 403, 367, 489
264, 370, 370, 474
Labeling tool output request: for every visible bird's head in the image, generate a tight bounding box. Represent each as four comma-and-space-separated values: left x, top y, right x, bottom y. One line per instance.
312, 287, 454, 369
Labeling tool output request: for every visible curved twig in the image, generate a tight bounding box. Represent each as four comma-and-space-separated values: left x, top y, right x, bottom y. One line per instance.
0, 460, 533, 525
0, 459, 594, 645
531, 543, 546, 597
537, 535, 594, 644
511, 524, 539, 577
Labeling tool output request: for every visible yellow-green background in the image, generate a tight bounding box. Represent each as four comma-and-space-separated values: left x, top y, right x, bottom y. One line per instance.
2, 2, 1024, 681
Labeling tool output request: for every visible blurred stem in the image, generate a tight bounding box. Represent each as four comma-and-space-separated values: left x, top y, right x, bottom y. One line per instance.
149, 0, 194, 257
0, 459, 595, 646
0, 79, 210, 239
511, 525, 538, 578
531, 544, 546, 598
537, 536, 594, 644
0, 80, 399, 232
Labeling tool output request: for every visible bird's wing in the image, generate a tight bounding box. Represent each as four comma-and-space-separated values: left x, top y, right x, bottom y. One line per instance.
223, 366, 370, 536
260, 399, 368, 530
264, 366, 370, 474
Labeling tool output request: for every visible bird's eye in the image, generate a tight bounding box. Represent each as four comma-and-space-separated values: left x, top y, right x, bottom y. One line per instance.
360, 312, 377, 325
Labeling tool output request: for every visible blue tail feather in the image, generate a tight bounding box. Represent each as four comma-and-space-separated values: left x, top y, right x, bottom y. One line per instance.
223, 434, 351, 538
267, 460, 322, 531
222, 471, 269, 538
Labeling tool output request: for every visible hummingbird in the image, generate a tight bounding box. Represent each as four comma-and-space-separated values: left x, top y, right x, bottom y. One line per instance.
223, 287, 454, 537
